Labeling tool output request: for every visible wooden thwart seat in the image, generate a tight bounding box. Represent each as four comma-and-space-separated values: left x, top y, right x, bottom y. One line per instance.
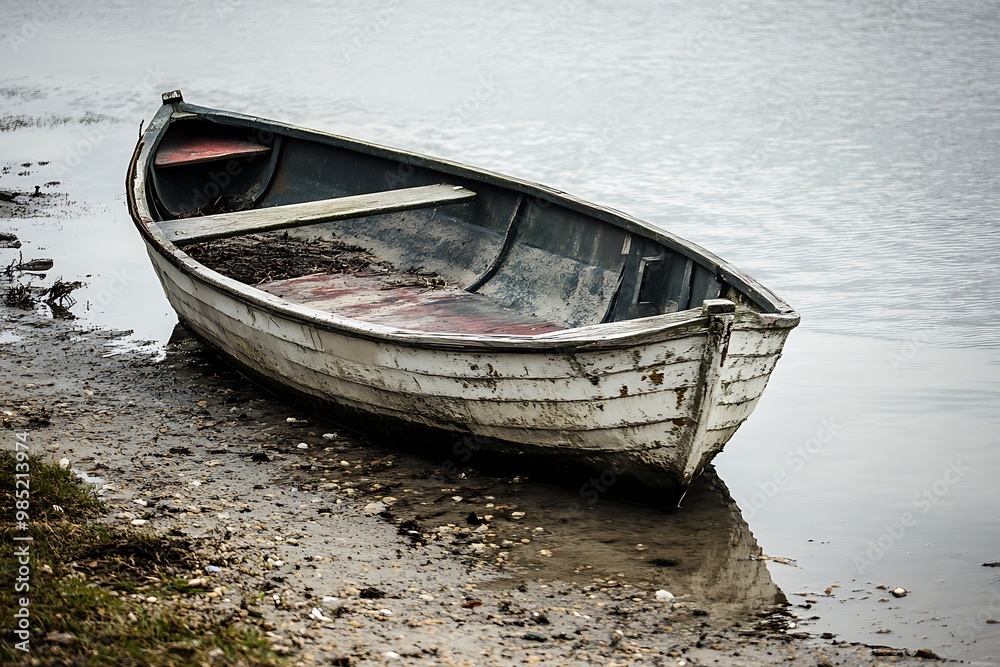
158, 184, 477, 245
154, 136, 272, 168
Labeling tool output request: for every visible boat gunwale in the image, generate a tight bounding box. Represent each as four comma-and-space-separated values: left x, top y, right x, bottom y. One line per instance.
127, 100, 799, 353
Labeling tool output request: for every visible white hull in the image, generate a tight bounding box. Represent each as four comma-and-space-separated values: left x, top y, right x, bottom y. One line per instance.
145, 242, 791, 490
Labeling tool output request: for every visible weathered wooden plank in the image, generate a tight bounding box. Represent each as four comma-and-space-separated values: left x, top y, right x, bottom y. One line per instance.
181, 296, 698, 430
154, 136, 272, 168
158, 184, 476, 244
724, 328, 788, 357
166, 270, 705, 406
706, 397, 762, 431
718, 374, 772, 405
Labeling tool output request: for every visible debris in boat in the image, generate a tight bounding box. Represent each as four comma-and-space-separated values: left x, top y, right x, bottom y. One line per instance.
185, 232, 453, 289
16, 257, 54, 272
185, 232, 389, 284
381, 276, 450, 290
0, 232, 21, 248
891, 587, 908, 598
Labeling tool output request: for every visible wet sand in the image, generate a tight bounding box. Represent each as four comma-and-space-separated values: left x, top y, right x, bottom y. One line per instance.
1, 197, 950, 665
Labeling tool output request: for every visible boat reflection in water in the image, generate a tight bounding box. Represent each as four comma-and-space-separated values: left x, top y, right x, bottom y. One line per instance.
431, 465, 786, 619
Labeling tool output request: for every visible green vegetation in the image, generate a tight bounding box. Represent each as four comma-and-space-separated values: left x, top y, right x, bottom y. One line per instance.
1, 452, 285, 666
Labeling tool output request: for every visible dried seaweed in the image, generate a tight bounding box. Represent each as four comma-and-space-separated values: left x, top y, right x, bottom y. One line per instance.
185, 232, 394, 285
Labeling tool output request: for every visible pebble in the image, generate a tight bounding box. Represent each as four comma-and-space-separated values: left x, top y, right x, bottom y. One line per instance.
655, 590, 675, 600
322, 433, 336, 439
363, 501, 387, 515
509, 511, 525, 519
205, 565, 222, 573
383, 651, 401, 660
130, 519, 148, 526
296, 442, 309, 449
379, 608, 393, 616
58, 457, 70, 469
538, 549, 553, 557
891, 587, 908, 598
309, 607, 329, 621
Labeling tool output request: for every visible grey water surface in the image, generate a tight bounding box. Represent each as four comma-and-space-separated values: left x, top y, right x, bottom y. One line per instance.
1, 0, 998, 662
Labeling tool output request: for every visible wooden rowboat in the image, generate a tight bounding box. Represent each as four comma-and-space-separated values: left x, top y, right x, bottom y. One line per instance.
127, 90, 799, 498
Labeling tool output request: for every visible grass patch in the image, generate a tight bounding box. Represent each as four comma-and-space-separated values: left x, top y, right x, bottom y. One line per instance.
1, 452, 286, 666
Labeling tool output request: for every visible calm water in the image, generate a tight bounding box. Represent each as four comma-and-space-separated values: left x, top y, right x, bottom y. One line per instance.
2, 0, 998, 661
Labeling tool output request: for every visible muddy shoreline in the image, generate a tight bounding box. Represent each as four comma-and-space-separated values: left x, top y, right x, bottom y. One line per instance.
2, 202, 950, 665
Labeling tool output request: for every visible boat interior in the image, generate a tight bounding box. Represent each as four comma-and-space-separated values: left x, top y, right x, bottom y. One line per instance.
146, 115, 744, 335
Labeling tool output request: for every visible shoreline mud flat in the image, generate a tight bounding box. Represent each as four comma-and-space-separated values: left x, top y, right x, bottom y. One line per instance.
1, 311, 952, 666
2, 222, 950, 665
0, 174, 954, 664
